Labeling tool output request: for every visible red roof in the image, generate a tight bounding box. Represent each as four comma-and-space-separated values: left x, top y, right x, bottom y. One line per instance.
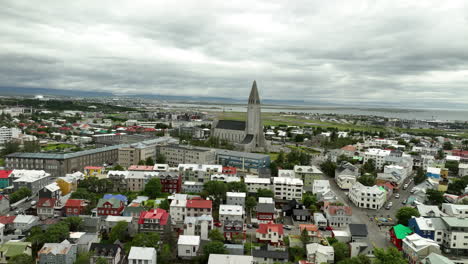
144, 128, 156, 132
299, 224, 319, 232
84, 166, 103, 170
0, 216, 16, 224
0, 170, 13, 179
37, 198, 56, 208
323, 202, 352, 216
65, 199, 86, 207
128, 165, 154, 171
256, 222, 284, 235
59, 127, 71, 130
341, 145, 357, 152
138, 208, 169, 225
186, 198, 212, 209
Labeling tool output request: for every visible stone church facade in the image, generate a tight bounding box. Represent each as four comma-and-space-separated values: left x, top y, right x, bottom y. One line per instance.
212, 81, 269, 152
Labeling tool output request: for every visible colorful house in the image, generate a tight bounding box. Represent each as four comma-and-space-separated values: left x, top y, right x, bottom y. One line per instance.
83, 166, 104, 177
138, 208, 170, 233
426, 167, 441, 179
389, 224, 413, 250
96, 198, 125, 216
64, 199, 88, 216
0, 170, 12, 189
256, 222, 284, 246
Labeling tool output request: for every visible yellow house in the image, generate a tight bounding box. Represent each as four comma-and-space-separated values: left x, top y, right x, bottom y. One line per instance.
56, 178, 73, 195
84, 166, 104, 177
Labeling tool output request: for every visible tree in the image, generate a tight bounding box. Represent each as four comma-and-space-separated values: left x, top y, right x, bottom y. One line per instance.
295, 134, 305, 142
361, 159, 376, 175
300, 228, 310, 245
113, 164, 125, 171
373, 247, 407, 264
302, 192, 317, 208
1, 141, 20, 156
245, 196, 257, 211
443, 141, 453, 150
23, 140, 41, 152
426, 189, 444, 206
288, 246, 306, 262
9, 187, 32, 203
125, 232, 160, 253
109, 221, 128, 243
156, 153, 166, 164
63, 216, 83, 232
414, 168, 426, 185
75, 252, 91, 264
333, 242, 350, 262
257, 188, 274, 198
396, 207, 420, 226
138, 160, 146, 165
337, 255, 372, 264
159, 244, 172, 264
7, 254, 33, 264
445, 160, 459, 175
448, 176, 468, 195
357, 174, 376, 186
145, 156, 155, 166
158, 199, 170, 210
227, 182, 247, 193
208, 229, 225, 242
320, 160, 337, 177
203, 181, 228, 207
202, 241, 228, 262
96, 257, 109, 264
143, 178, 162, 199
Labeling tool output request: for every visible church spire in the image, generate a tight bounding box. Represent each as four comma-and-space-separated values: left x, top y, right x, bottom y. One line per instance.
248, 80, 260, 104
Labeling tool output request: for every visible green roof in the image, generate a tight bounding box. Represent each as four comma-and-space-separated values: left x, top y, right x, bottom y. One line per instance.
392, 224, 413, 239
97, 197, 122, 208
0, 242, 31, 257
442, 217, 468, 228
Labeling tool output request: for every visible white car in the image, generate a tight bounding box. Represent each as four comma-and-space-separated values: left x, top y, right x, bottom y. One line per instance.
395, 193, 400, 199
385, 202, 393, 209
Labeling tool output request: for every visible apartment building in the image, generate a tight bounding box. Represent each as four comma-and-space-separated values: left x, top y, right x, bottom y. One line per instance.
273, 177, 303, 201
348, 182, 386, 210
226, 192, 246, 206
441, 217, 468, 255
10, 169, 53, 194
118, 143, 156, 168
402, 233, 440, 264
158, 145, 216, 166
294, 165, 323, 192
0, 127, 20, 145
219, 205, 244, 222
184, 214, 213, 240
363, 148, 391, 170
244, 176, 271, 194
178, 164, 223, 183
441, 204, 468, 218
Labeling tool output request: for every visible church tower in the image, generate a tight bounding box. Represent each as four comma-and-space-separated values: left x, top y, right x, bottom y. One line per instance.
246, 80, 266, 148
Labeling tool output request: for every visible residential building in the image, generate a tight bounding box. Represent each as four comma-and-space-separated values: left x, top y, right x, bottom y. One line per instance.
182, 181, 204, 193
377, 165, 408, 186
0, 170, 12, 189
323, 202, 352, 227
186, 198, 212, 218
128, 247, 157, 264
0, 242, 32, 264
219, 204, 244, 222
10, 169, 53, 194
222, 166, 237, 175
363, 148, 391, 170
294, 165, 323, 192
118, 142, 156, 168
245, 176, 271, 193
336, 167, 358, 189
96, 198, 125, 217
312, 180, 330, 196
389, 224, 413, 250
37, 198, 57, 219
348, 182, 386, 210
272, 177, 303, 201
427, 167, 441, 179
335, 162, 359, 179
89, 243, 123, 264
184, 214, 213, 240
422, 253, 456, 264
0, 127, 20, 145
177, 235, 200, 259
107, 170, 128, 192
408, 217, 440, 241
224, 220, 246, 241
256, 200, 276, 223
178, 164, 223, 183
84, 166, 104, 177
216, 149, 270, 171
402, 233, 440, 264
348, 224, 368, 242
5, 144, 123, 176
313, 213, 327, 230
158, 144, 216, 166
64, 199, 87, 216
300, 224, 322, 243
210, 174, 241, 183
68, 232, 100, 254
441, 204, 468, 218
56, 172, 83, 195
417, 205, 446, 218
170, 194, 188, 224
306, 243, 334, 264
256, 222, 284, 246
440, 217, 468, 255
0, 196, 9, 215
459, 163, 468, 177
293, 207, 311, 222
226, 192, 246, 206
38, 240, 77, 264
138, 208, 171, 233
208, 254, 253, 264
13, 215, 39, 233
252, 246, 289, 264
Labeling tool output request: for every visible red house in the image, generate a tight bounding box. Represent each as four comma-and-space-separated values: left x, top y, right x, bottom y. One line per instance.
223, 220, 246, 241
389, 224, 413, 250
256, 202, 275, 222
186, 198, 212, 218
222, 166, 237, 175
138, 208, 171, 233
256, 222, 284, 246
96, 198, 125, 216
64, 199, 88, 216
159, 173, 182, 194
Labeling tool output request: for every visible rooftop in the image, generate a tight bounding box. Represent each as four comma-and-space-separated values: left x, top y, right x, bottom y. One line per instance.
178, 235, 200, 245
215, 120, 246, 131
186, 198, 212, 209
257, 222, 284, 235
208, 254, 253, 264
219, 205, 243, 216
128, 247, 156, 260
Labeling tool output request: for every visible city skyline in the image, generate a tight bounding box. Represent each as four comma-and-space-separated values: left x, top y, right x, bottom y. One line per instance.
1, 1, 468, 107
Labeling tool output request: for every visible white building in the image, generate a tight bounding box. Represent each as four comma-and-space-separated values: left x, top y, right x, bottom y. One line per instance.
128, 247, 157, 264
178, 164, 223, 183
348, 182, 386, 210
13, 215, 39, 233
336, 174, 357, 190
306, 243, 334, 264
272, 177, 303, 201
226, 192, 246, 206
363, 148, 391, 169
184, 214, 213, 240
177, 235, 200, 259
208, 254, 253, 264
182, 181, 204, 193
219, 204, 244, 222
312, 180, 331, 196
440, 217, 468, 254
294, 165, 324, 192
278, 170, 295, 178
210, 174, 241, 183
245, 176, 271, 193
459, 163, 468, 177
0, 126, 21, 145
441, 204, 468, 218
377, 165, 408, 186
402, 233, 440, 264
170, 194, 188, 224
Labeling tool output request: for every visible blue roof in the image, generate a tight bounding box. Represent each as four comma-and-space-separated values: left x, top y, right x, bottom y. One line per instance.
103, 194, 128, 203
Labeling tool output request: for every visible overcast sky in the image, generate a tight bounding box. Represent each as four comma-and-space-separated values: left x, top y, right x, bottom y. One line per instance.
1, 0, 468, 107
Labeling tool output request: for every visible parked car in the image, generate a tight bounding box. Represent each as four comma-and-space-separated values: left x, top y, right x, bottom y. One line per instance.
283, 225, 292, 230
403, 183, 409, 190
410, 188, 416, 194
214, 221, 222, 227
402, 199, 407, 205
385, 202, 393, 210
247, 224, 253, 229
395, 193, 400, 199
30, 201, 37, 206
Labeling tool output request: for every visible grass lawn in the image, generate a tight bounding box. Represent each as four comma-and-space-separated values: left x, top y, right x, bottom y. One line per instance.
287, 145, 321, 154
42, 143, 75, 151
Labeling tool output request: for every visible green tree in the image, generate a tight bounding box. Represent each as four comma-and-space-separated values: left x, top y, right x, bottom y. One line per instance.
426, 189, 444, 206
257, 188, 274, 198
374, 247, 407, 264
289, 246, 306, 262
144, 178, 162, 199
357, 174, 376, 186
448, 176, 468, 195
145, 156, 155, 166
63, 216, 83, 232
227, 182, 247, 193
125, 232, 160, 253
445, 160, 459, 175
138, 160, 146, 165
443, 141, 453, 150
333, 242, 350, 262
158, 199, 170, 210
113, 164, 125, 171
23, 140, 41, 152
361, 159, 376, 175
9, 187, 32, 203
295, 134, 305, 142
203, 181, 228, 207
7, 253, 33, 264
75, 252, 91, 264
208, 229, 225, 242
156, 153, 166, 163
302, 192, 317, 208
414, 167, 426, 184
109, 221, 128, 243
396, 207, 420, 226
320, 160, 337, 177
1, 141, 20, 156
96, 257, 108, 264
245, 196, 257, 211
300, 228, 310, 245
337, 255, 372, 264
159, 244, 172, 264
202, 241, 228, 263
